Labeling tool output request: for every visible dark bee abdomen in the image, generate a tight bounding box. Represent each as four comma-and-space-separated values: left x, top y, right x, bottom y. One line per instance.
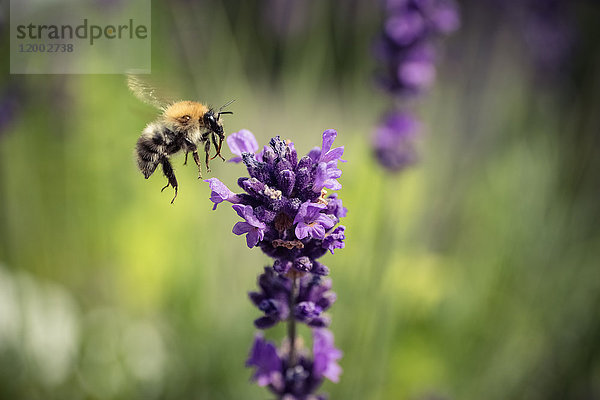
136, 123, 180, 178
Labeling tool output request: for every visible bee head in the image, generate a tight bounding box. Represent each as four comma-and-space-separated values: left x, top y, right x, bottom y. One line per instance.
203, 111, 223, 135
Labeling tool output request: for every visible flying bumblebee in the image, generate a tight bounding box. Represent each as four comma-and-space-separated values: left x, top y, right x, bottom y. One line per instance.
128, 75, 234, 203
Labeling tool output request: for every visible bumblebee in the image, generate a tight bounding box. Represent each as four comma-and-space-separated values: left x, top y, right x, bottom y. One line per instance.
128, 75, 234, 203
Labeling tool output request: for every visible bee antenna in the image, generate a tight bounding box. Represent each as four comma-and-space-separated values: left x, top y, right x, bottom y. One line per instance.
217, 99, 235, 120
218, 99, 236, 112
217, 111, 233, 120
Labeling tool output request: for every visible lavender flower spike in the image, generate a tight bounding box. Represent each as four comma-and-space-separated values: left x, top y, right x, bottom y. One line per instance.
373, 0, 459, 172
210, 128, 346, 399
227, 129, 260, 163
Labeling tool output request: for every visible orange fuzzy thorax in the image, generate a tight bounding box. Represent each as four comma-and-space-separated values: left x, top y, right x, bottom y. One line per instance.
163, 101, 209, 122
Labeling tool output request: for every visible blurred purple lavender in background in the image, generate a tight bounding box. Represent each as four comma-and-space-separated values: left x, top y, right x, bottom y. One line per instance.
262, 0, 312, 37
375, 0, 459, 97
0, 7, 5, 32
373, 0, 459, 171
373, 111, 420, 171
483, 0, 575, 75
0, 86, 21, 138
208, 129, 346, 399
519, 0, 575, 74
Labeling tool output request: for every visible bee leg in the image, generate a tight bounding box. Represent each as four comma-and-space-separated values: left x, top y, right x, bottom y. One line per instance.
183, 151, 189, 165
160, 157, 178, 204
204, 140, 212, 172
210, 133, 226, 161
217, 136, 225, 161
192, 151, 203, 179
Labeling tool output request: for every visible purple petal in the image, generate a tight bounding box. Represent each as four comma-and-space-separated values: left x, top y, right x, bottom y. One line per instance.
294, 202, 327, 225
320, 146, 345, 163
315, 214, 336, 229
313, 329, 342, 383
295, 222, 311, 240
307, 147, 321, 161
227, 129, 259, 162
204, 178, 239, 210
306, 203, 327, 220
232, 204, 265, 229
319, 129, 346, 163
322, 225, 346, 254
233, 221, 252, 235
310, 224, 326, 240
244, 209, 267, 229
246, 334, 282, 386
321, 129, 337, 154
246, 227, 264, 248
313, 163, 342, 192
232, 204, 247, 219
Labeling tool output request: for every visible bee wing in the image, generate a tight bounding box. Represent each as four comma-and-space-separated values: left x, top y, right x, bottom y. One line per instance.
127, 74, 175, 110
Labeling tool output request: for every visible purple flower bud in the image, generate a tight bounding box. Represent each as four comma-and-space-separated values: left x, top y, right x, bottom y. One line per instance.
277, 169, 296, 197
259, 299, 283, 317
311, 261, 330, 276
243, 152, 271, 184
273, 259, 293, 274
250, 267, 336, 328
295, 301, 323, 320
293, 256, 313, 272
307, 316, 331, 328
316, 292, 337, 311
239, 177, 267, 197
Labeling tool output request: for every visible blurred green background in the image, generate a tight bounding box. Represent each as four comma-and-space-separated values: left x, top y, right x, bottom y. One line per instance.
1, 0, 600, 399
